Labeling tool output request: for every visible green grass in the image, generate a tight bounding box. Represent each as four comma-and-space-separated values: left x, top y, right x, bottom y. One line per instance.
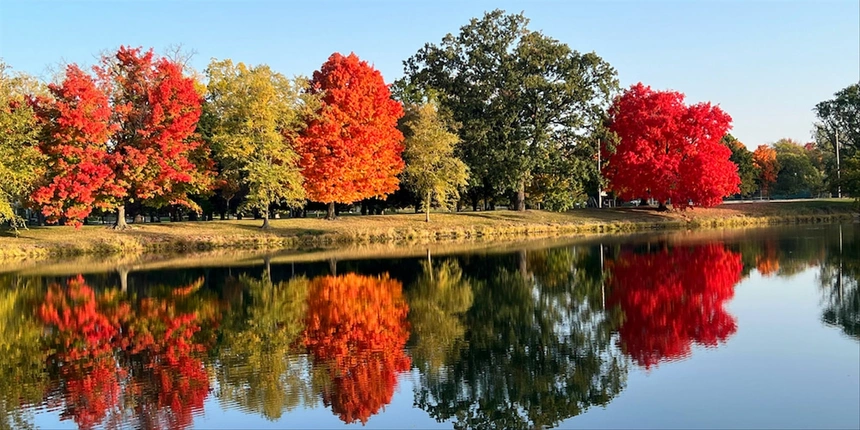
1, 199, 856, 263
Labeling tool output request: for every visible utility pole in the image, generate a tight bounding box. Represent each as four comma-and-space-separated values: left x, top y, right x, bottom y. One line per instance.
836, 132, 842, 198
597, 139, 602, 208
600, 243, 605, 310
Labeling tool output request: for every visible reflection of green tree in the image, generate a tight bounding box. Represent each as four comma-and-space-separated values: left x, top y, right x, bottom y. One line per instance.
407, 258, 473, 377
215, 272, 314, 420
415, 247, 626, 430
0, 277, 46, 430
818, 226, 860, 340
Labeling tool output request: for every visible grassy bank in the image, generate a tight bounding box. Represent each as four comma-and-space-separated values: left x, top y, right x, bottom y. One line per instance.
1, 199, 856, 262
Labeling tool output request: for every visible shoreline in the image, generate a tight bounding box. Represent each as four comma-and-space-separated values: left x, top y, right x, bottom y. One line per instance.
1, 200, 856, 264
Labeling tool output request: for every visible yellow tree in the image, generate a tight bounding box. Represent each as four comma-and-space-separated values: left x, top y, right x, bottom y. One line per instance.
206, 59, 317, 228
0, 63, 43, 229
401, 101, 469, 222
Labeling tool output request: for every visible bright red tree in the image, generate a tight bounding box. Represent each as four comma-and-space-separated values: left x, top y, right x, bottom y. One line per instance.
31, 65, 124, 227
607, 244, 743, 369
303, 273, 411, 424
96, 46, 213, 228
297, 52, 405, 219
602, 83, 740, 209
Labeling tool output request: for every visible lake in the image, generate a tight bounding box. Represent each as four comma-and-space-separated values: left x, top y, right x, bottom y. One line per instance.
1, 224, 858, 429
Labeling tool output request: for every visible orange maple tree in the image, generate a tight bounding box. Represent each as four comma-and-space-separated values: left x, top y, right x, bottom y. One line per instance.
303, 273, 411, 424
607, 244, 743, 369
297, 52, 405, 219
752, 144, 779, 199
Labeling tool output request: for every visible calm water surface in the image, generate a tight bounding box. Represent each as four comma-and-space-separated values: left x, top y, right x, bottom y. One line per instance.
1, 224, 858, 429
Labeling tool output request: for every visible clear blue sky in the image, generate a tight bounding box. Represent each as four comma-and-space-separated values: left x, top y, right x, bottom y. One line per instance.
1, 0, 857, 148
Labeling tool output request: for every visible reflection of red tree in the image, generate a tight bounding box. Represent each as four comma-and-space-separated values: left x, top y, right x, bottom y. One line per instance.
303, 273, 411, 425
123, 285, 210, 430
39, 276, 127, 429
38, 276, 210, 430
608, 244, 742, 369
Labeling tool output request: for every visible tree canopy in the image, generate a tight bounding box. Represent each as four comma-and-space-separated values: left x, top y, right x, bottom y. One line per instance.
602, 83, 740, 208
0, 63, 42, 229
401, 9, 617, 211
400, 101, 469, 222
206, 59, 314, 228
298, 53, 405, 220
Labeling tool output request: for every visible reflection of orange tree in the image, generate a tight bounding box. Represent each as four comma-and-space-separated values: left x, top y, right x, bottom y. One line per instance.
607, 244, 742, 369
38, 275, 212, 430
755, 240, 780, 277
303, 273, 411, 425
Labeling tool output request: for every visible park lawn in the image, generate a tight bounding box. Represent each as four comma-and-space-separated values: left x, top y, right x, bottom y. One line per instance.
0, 199, 856, 262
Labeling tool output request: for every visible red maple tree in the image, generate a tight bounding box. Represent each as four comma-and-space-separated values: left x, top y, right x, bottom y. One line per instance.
602, 83, 740, 209
297, 52, 405, 219
303, 273, 411, 424
30, 47, 213, 228
607, 244, 742, 369
752, 144, 779, 199
31, 65, 125, 226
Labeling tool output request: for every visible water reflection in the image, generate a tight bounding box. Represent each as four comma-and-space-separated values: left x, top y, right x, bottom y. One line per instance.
607, 244, 742, 368
303, 274, 411, 424
818, 225, 860, 340
39, 276, 213, 430
0, 224, 857, 429
414, 248, 626, 430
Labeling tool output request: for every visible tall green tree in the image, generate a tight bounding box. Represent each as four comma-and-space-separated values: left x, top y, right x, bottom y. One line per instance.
401, 10, 617, 211
0, 63, 43, 229
206, 59, 315, 228
814, 84, 859, 158
772, 139, 824, 198
814, 84, 860, 197
401, 101, 469, 222
721, 134, 758, 198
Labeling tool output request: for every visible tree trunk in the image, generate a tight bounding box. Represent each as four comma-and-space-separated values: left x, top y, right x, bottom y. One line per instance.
326, 202, 335, 220
427, 248, 433, 281
329, 258, 337, 276
114, 205, 129, 229
261, 209, 270, 229
119, 267, 129, 293
516, 178, 526, 211
518, 250, 528, 278
657, 202, 669, 212
425, 191, 431, 222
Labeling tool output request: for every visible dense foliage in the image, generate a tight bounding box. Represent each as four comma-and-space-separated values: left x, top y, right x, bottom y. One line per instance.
602, 83, 740, 208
